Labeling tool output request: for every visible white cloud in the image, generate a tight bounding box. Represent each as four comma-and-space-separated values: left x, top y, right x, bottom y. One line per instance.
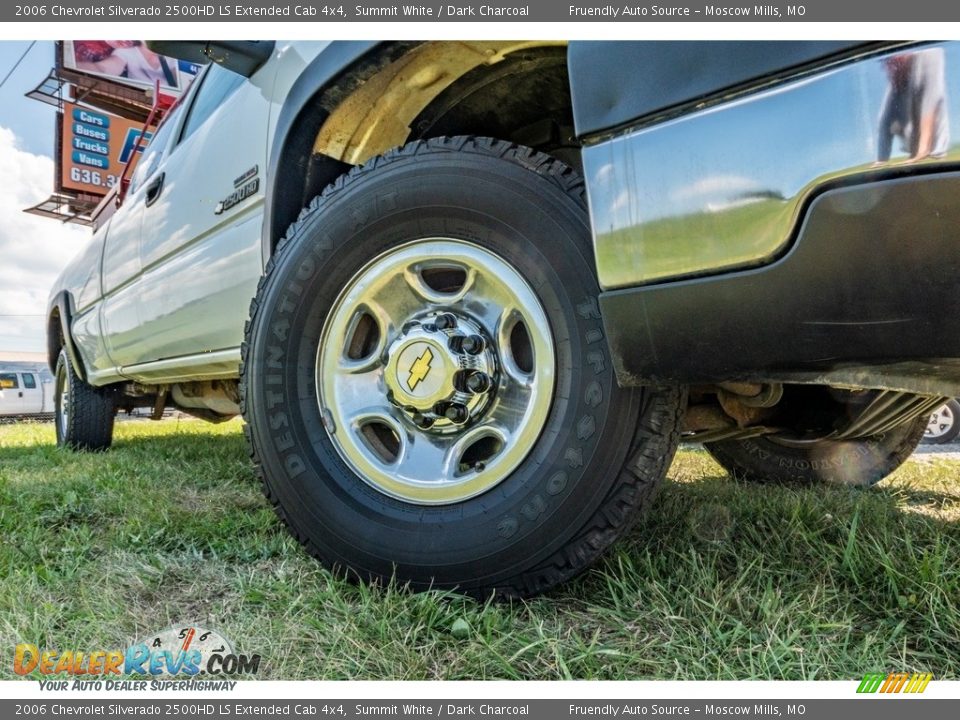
0, 126, 89, 353
671, 174, 762, 203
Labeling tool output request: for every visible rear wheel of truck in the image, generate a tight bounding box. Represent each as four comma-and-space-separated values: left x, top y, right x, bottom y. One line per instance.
705, 390, 928, 486
54, 348, 116, 451
242, 136, 685, 597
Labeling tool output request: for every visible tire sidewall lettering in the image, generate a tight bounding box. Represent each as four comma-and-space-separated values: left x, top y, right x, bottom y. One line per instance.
492, 308, 607, 541
246, 142, 649, 586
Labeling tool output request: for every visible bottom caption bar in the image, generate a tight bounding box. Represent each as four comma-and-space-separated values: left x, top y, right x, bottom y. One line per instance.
3, 701, 956, 719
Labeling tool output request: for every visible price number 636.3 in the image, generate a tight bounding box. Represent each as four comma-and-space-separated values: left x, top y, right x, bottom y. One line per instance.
70, 167, 118, 189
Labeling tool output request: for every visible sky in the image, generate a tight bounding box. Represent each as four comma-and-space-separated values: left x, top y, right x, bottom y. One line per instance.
0, 41, 89, 354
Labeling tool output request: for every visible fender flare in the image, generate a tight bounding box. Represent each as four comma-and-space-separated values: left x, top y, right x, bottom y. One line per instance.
261, 41, 384, 262
48, 291, 87, 382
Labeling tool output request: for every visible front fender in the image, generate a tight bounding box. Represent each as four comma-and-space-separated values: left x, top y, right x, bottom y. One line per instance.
261, 41, 383, 263
47, 291, 86, 382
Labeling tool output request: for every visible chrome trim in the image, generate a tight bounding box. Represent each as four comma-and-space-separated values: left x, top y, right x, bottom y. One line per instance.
586, 42, 959, 290
119, 348, 242, 383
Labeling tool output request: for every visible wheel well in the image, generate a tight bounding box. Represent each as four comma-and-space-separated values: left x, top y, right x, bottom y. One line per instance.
269, 41, 575, 254
47, 308, 64, 374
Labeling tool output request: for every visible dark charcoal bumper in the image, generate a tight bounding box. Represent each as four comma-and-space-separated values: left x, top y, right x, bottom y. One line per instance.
600, 171, 960, 396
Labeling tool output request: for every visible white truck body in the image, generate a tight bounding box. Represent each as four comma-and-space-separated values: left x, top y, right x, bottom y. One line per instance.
52, 41, 328, 388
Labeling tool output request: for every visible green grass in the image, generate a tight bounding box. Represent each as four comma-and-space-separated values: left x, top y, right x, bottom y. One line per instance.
1, 419, 958, 680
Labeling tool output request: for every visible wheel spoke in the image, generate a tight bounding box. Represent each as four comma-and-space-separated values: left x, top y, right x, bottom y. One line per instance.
460, 271, 518, 334
497, 319, 537, 389
336, 305, 387, 370
367, 274, 432, 334
396, 431, 458, 481
58, 370, 69, 437
491, 371, 534, 424
326, 366, 391, 428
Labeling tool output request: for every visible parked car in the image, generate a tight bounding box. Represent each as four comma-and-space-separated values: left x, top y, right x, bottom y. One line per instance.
47, 41, 960, 596
0, 367, 54, 419
924, 399, 960, 444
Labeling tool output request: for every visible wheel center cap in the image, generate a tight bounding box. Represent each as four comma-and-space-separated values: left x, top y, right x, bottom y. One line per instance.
383, 314, 498, 426
392, 339, 451, 405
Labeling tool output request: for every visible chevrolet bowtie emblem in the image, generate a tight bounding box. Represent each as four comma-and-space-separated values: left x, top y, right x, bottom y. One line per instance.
407, 347, 434, 391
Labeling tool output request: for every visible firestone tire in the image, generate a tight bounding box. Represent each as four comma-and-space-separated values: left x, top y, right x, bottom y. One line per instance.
54, 348, 116, 452
241, 136, 686, 597
704, 415, 926, 487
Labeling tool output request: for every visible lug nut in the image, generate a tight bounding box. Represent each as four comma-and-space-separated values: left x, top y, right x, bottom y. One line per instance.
450, 334, 485, 355
411, 411, 434, 429
454, 369, 486, 393
434, 313, 456, 330
462, 335, 485, 355
465, 371, 491, 393
443, 403, 469, 424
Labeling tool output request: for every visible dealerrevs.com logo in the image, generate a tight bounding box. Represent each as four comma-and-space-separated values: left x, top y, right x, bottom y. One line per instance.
14, 625, 260, 683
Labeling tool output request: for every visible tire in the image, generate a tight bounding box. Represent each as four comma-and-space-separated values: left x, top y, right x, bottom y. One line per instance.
242, 136, 685, 597
705, 414, 927, 487
923, 399, 960, 444
54, 348, 116, 451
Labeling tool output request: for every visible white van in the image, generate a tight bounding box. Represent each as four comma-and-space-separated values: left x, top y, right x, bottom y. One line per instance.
0, 367, 54, 418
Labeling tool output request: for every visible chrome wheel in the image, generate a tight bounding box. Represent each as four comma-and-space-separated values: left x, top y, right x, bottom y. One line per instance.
317, 238, 555, 505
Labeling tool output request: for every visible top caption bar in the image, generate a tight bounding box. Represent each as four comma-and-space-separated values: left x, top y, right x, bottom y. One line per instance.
7, 0, 960, 22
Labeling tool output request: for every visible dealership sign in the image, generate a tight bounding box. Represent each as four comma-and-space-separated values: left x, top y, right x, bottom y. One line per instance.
59, 102, 152, 195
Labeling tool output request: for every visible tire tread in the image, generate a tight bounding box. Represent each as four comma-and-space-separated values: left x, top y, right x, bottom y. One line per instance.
56, 350, 115, 452
240, 136, 683, 597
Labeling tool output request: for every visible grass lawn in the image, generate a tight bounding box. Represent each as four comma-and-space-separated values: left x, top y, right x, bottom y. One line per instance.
1, 418, 957, 680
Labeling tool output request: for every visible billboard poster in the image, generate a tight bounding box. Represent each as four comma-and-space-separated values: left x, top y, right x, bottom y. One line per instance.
59, 101, 153, 196
61, 41, 199, 94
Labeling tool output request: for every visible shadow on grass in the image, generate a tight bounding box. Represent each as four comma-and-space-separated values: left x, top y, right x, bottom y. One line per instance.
0, 425, 251, 469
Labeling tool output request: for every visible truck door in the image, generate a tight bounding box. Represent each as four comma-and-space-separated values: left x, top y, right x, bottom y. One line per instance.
99, 102, 184, 369
0, 372, 23, 415
130, 61, 273, 366
19, 372, 44, 414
